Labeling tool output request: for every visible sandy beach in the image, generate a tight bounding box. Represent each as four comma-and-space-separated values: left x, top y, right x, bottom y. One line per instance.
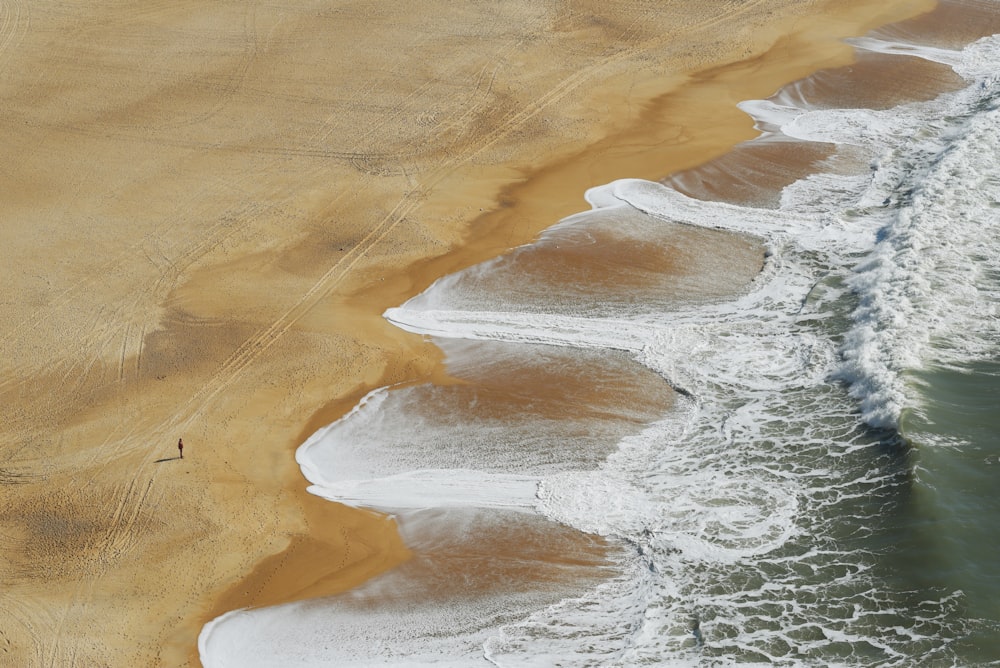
0, 0, 941, 665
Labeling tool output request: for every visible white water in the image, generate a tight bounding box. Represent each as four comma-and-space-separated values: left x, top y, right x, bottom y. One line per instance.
201, 30, 1000, 667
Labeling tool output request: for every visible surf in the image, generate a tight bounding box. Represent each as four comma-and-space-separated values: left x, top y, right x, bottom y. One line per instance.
200, 6, 1000, 666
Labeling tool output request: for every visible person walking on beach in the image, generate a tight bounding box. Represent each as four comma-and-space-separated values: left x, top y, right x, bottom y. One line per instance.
178, 438, 184, 459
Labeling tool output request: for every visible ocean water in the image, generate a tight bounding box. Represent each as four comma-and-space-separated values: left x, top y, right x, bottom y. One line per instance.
201, 6, 1000, 667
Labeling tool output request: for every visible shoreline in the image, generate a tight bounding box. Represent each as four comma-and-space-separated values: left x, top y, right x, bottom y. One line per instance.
194, 0, 943, 660
0, 1, 944, 666
204, 0, 1000, 663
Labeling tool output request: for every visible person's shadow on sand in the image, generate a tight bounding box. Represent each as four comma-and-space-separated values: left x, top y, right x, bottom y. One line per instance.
154, 456, 183, 463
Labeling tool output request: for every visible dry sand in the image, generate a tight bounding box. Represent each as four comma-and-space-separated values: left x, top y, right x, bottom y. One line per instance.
0, 0, 939, 665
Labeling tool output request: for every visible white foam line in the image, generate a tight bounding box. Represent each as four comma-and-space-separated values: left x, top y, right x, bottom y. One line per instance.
387, 256, 821, 355
592, 179, 815, 239
847, 35, 964, 69
305, 470, 541, 512
737, 99, 806, 134
384, 306, 648, 352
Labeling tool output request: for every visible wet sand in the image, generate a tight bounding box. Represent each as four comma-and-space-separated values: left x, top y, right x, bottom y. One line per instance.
0, 0, 946, 665
668, 45, 967, 206
669, 0, 995, 208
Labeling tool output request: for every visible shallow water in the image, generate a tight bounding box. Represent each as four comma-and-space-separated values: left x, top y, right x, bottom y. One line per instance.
201, 3, 1000, 665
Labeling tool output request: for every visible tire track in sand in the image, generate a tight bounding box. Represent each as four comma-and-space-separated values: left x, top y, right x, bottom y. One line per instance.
0, 0, 29, 73
81, 0, 777, 479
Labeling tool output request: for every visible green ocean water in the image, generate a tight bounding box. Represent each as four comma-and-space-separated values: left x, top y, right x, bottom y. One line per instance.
902, 359, 1000, 644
